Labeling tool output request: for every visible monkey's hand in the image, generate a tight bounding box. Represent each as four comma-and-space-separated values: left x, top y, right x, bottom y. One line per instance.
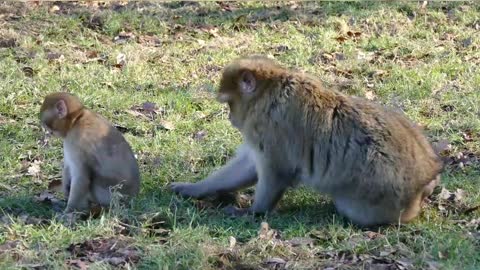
169, 182, 208, 199
223, 205, 252, 217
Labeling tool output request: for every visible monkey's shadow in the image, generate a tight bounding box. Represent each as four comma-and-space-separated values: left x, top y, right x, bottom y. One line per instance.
146, 187, 384, 242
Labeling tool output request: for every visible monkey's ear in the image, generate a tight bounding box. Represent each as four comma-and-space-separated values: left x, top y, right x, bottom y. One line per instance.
239, 70, 256, 94
55, 100, 68, 119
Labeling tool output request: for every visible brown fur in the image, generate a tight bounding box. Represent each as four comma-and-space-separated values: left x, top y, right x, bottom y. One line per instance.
171, 56, 443, 226
40, 92, 140, 214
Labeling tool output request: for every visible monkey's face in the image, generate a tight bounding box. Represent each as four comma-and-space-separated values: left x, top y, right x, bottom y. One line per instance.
217, 69, 257, 130
39, 98, 69, 138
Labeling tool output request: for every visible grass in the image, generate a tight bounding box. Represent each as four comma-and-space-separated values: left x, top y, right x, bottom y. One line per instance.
0, 1, 479, 269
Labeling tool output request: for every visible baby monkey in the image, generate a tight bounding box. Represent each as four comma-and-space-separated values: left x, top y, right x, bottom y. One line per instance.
171, 56, 443, 227
39, 92, 140, 214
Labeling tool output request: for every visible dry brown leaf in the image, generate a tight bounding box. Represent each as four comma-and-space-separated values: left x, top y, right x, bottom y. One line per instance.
34, 190, 61, 204
22, 66, 35, 77
365, 90, 377, 100
0, 38, 17, 48
27, 160, 42, 176
258, 222, 280, 241
228, 236, 236, 250
287, 237, 314, 247
264, 257, 286, 267
46, 52, 64, 62
114, 31, 135, 44
66, 236, 140, 267
115, 53, 126, 69
158, 120, 174, 131
48, 179, 63, 193
66, 259, 89, 270
193, 130, 207, 141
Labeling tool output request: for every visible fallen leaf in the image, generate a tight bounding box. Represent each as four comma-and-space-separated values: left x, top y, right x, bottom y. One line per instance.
66, 236, 141, 267
115, 53, 126, 69
334, 53, 346, 61
463, 205, 480, 215
48, 179, 63, 193
365, 90, 377, 100
357, 50, 375, 61
27, 160, 42, 176
66, 259, 88, 270
0, 38, 18, 48
264, 257, 286, 267
274, 44, 290, 53
49, 5, 60, 13
0, 240, 21, 253
158, 120, 174, 131
347, 31, 362, 38
114, 31, 135, 44
218, 1, 236, 12
461, 37, 472, 48
34, 190, 61, 204
365, 231, 383, 239
335, 36, 347, 43
193, 130, 207, 141
138, 35, 161, 47
138, 212, 171, 237
258, 222, 280, 241
461, 130, 474, 142
22, 66, 35, 77
228, 236, 236, 250
287, 237, 314, 247
142, 102, 157, 113
129, 102, 163, 121
46, 52, 64, 62
440, 104, 455, 112
85, 50, 98, 59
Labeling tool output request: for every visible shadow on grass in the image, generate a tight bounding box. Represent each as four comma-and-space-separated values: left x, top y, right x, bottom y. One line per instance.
26, 1, 425, 36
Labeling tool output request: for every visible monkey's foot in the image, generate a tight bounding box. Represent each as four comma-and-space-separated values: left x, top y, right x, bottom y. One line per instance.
169, 182, 207, 199
57, 212, 80, 227
223, 205, 251, 217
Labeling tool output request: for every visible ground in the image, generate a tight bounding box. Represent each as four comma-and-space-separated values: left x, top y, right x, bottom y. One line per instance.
0, 1, 479, 269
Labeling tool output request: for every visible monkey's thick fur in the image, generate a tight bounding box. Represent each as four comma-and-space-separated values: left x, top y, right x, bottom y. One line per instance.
171, 56, 443, 226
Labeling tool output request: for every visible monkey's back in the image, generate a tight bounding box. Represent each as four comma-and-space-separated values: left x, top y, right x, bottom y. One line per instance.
67, 110, 141, 196
308, 92, 441, 207
253, 74, 442, 210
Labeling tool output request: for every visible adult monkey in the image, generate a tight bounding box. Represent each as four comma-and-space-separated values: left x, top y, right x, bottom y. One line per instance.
171, 56, 442, 227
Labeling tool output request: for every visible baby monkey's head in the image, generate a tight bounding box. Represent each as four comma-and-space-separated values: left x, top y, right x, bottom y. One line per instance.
39, 92, 84, 138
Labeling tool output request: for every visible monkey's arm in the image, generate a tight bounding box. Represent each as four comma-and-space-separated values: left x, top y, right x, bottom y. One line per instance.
170, 144, 257, 198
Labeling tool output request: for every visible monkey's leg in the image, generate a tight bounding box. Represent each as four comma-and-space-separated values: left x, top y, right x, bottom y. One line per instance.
401, 175, 441, 223
62, 164, 71, 199
65, 172, 91, 213
250, 165, 289, 213
91, 185, 112, 207
422, 174, 440, 200
225, 162, 290, 216
170, 144, 257, 198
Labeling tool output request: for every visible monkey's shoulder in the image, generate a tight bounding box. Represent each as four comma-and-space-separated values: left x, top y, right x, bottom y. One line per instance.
67, 110, 131, 153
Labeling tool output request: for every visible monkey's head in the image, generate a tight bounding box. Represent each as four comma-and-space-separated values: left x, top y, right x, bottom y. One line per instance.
217, 56, 283, 130
39, 92, 84, 138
